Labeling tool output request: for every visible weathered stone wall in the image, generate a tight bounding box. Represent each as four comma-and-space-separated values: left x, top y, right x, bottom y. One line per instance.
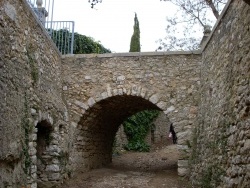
151, 111, 172, 145
190, 0, 250, 187
62, 52, 201, 176
0, 0, 68, 187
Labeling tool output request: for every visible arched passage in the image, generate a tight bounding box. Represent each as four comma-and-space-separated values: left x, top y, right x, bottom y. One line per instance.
62, 54, 201, 177
71, 95, 164, 173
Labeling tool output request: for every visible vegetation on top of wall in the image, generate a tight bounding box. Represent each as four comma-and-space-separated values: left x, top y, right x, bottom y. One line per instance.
49, 29, 111, 54
123, 110, 159, 152
74, 32, 111, 54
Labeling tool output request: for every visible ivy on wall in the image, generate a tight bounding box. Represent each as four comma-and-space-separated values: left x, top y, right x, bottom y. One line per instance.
123, 110, 159, 152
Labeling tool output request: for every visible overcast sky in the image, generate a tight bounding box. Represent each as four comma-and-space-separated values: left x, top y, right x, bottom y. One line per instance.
52, 0, 180, 52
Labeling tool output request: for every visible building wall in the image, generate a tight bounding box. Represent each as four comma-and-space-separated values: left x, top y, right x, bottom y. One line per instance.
0, 0, 68, 187
190, 0, 250, 187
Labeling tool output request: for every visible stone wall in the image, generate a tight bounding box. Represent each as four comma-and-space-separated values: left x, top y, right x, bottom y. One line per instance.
190, 0, 250, 187
0, 0, 68, 187
151, 111, 172, 145
62, 52, 201, 176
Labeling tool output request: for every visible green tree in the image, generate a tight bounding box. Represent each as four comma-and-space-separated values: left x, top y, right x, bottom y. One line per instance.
124, 13, 159, 152
129, 13, 141, 52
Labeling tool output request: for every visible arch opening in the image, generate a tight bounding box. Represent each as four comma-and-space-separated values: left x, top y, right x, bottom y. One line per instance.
36, 120, 54, 187
36, 120, 53, 157
71, 95, 178, 174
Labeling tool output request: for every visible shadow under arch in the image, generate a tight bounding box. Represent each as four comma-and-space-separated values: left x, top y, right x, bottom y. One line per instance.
71, 94, 167, 173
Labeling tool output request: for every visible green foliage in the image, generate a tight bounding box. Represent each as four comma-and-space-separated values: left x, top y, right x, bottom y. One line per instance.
26, 47, 39, 86
189, 119, 228, 187
129, 13, 141, 52
123, 110, 159, 152
200, 165, 225, 188
124, 141, 150, 152
49, 29, 111, 54
21, 93, 32, 175
74, 33, 111, 54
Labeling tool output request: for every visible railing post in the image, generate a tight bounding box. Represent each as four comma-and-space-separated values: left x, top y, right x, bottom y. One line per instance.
34, 0, 48, 26
71, 21, 75, 54
36, 0, 43, 8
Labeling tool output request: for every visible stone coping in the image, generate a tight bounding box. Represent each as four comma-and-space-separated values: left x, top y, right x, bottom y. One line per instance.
62, 50, 201, 59
200, 0, 233, 51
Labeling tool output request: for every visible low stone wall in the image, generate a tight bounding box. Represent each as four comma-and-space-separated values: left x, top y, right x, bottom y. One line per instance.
190, 0, 250, 187
0, 0, 68, 187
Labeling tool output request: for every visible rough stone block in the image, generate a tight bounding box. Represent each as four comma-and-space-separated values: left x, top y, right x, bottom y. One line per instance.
149, 94, 159, 104
45, 165, 60, 172
178, 167, 189, 177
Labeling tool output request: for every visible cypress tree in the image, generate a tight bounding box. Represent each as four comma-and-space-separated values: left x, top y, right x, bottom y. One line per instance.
129, 13, 140, 52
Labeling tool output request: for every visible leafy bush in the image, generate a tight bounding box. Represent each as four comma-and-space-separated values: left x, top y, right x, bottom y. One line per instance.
123, 110, 159, 152
48, 29, 111, 54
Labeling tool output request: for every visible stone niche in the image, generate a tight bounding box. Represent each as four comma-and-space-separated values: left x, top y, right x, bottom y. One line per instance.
36, 120, 63, 188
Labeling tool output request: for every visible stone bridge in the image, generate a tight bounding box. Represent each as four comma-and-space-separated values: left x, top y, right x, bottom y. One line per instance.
62, 52, 201, 174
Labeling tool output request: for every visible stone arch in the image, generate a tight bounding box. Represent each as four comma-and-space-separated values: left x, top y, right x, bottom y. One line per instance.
69, 85, 180, 174
72, 85, 172, 118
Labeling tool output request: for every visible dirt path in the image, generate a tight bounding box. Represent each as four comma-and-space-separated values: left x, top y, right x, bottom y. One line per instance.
62, 145, 190, 188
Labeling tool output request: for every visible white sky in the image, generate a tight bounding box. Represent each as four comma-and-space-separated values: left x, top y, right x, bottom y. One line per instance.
52, 0, 179, 53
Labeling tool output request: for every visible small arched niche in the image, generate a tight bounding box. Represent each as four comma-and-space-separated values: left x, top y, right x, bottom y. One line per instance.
36, 120, 53, 157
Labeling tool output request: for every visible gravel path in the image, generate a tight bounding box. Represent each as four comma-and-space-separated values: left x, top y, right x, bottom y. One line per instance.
61, 145, 190, 188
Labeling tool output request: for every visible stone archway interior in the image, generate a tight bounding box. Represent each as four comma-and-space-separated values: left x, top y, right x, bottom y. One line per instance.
72, 95, 162, 172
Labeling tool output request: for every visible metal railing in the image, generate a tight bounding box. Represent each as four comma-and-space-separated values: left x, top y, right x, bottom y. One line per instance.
26, 0, 75, 54
26, 0, 54, 27
47, 21, 75, 54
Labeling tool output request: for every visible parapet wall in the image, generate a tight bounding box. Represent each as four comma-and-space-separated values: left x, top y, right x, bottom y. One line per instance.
190, 0, 250, 187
